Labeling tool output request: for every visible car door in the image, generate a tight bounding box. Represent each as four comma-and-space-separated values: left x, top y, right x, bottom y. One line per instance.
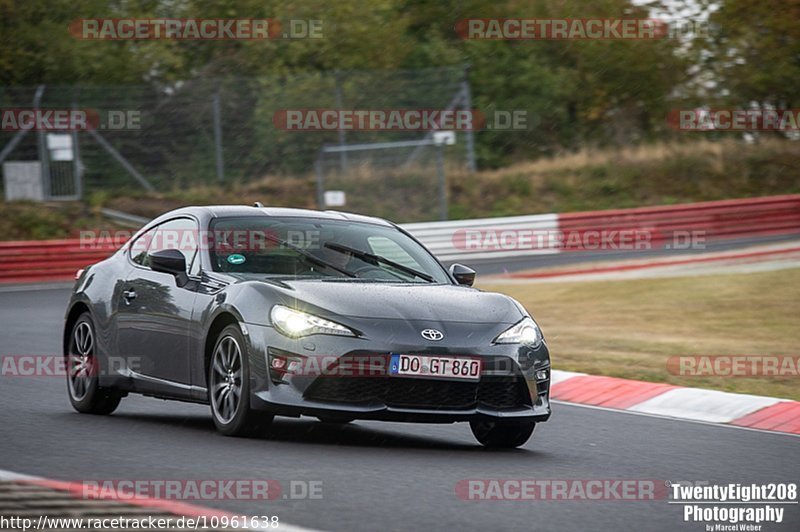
115, 217, 200, 395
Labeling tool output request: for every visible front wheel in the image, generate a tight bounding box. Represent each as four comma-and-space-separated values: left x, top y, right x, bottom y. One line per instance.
470, 420, 535, 448
208, 324, 273, 437
66, 313, 122, 415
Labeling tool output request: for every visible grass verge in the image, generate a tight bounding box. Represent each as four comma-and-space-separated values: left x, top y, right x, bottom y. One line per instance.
0, 202, 123, 241
102, 138, 800, 221
3, 138, 799, 239
481, 268, 800, 401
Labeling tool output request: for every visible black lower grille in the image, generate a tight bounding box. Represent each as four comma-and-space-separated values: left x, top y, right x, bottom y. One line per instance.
386, 378, 477, 409
305, 376, 531, 410
478, 379, 532, 408
305, 377, 386, 403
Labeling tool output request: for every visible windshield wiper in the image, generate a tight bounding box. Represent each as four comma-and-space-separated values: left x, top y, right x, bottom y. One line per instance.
261, 234, 357, 278
323, 242, 435, 282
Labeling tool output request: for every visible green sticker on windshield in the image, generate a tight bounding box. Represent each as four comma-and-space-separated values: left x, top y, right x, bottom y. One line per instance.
227, 254, 246, 265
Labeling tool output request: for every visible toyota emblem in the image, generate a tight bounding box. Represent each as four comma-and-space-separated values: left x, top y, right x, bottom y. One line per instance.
420, 328, 444, 341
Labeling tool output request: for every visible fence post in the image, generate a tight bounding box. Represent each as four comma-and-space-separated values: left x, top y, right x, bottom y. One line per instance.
334, 71, 347, 172
436, 143, 447, 221
34, 85, 50, 198
87, 129, 155, 191
462, 65, 477, 173
72, 88, 83, 199
315, 153, 325, 209
213, 90, 225, 182
0, 129, 28, 166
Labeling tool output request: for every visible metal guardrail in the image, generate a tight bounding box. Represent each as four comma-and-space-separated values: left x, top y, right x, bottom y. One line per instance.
99, 208, 150, 227
1, 195, 799, 283
406, 194, 800, 262
403, 213, 560, 262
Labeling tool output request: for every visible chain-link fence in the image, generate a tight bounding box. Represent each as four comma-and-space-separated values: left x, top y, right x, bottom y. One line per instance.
1, 66, 475, 221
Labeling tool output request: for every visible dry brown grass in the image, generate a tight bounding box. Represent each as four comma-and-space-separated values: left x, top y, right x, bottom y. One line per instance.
476, 139, 733, 179
481, 268, 800, 400
96, 138, 800, 222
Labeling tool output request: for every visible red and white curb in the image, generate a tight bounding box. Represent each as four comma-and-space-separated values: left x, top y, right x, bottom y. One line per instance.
551, 370, 800, 435
0, 469, 318, 531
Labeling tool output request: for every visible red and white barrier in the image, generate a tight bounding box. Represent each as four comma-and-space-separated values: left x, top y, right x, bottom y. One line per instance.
556, 194, 800, 249
0, 239, 118, 284
405, 194, 800, 261
1, 194, 799, 284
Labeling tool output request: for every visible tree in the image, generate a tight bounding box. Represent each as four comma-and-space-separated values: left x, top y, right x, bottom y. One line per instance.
694, 0, 800, 108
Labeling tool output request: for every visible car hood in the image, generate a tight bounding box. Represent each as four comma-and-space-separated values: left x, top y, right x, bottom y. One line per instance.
254, 279, 524, 324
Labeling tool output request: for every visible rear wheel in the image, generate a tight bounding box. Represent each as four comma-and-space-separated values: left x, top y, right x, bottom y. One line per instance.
66, 313, 122, 415
208, 325, 273, 437
470, 419, 535, 448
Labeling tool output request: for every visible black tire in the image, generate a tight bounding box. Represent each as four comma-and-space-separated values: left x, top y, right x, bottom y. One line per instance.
470, 420, 536, 448
208, 324, 273, 437
66, 313, 122, 415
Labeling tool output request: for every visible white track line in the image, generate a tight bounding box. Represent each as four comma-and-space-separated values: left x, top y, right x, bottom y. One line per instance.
551, 400, 800, 438
0, 282, 74, 293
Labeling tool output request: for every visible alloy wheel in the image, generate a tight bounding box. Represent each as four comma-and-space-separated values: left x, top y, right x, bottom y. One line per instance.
210, 335, 243, 424
67, 321, 95, 401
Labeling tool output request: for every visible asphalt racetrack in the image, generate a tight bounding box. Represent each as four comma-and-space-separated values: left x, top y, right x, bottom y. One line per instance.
0, 285, 797, 531
465, 233, 800, 275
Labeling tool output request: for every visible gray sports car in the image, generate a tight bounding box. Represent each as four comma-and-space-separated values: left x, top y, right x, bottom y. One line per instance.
64, 205, 551, 447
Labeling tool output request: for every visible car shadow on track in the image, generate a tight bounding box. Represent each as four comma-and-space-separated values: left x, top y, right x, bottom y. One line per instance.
102, 412, 538, 454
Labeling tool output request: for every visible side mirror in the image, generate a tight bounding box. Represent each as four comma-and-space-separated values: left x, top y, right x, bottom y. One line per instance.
449, 263, 476, 286
149, 249, 188, 286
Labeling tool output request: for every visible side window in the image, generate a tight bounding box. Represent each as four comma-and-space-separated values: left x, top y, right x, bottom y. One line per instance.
147, 218, 199, 274
129, 227, 157, 266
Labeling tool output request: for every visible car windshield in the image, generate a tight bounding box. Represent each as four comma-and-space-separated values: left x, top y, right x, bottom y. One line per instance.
208, 216, 450, 284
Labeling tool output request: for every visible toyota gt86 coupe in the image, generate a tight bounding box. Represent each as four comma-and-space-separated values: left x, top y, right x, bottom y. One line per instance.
64, 205, 551, 447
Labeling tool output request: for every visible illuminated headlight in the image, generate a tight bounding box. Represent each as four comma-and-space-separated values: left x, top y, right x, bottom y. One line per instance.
270, 305, 356, 338
494, 317, 542, 347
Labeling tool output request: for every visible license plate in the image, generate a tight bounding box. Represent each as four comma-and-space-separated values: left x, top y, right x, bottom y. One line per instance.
389, 354, 481, 381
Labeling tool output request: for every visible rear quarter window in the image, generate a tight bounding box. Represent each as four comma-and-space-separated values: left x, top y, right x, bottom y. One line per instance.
129, 227, 156, 265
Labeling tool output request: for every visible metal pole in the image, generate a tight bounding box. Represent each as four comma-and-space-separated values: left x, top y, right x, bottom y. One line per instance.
323, 139, 435, 152
461, 65, 477, 172
0, 129, 29, 165
334, 71, 347, 172
436, 143, 447, 221
87, 129, 155, 191
72, 129, 83, 199
314, 153, 325, 209
404, 74, 464, 168
34, 85, 50, 199
72, 89, 83, 199
212, 91, 225, 182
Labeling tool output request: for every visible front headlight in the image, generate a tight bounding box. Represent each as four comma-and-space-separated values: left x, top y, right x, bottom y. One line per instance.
270, 305, 356, 338
493, 317, 542, 347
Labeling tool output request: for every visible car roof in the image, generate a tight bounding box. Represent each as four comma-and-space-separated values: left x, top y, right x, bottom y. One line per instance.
154, 205, 395, 227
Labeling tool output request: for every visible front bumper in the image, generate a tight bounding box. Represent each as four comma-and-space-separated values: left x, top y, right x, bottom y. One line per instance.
241, 322, 552, 424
